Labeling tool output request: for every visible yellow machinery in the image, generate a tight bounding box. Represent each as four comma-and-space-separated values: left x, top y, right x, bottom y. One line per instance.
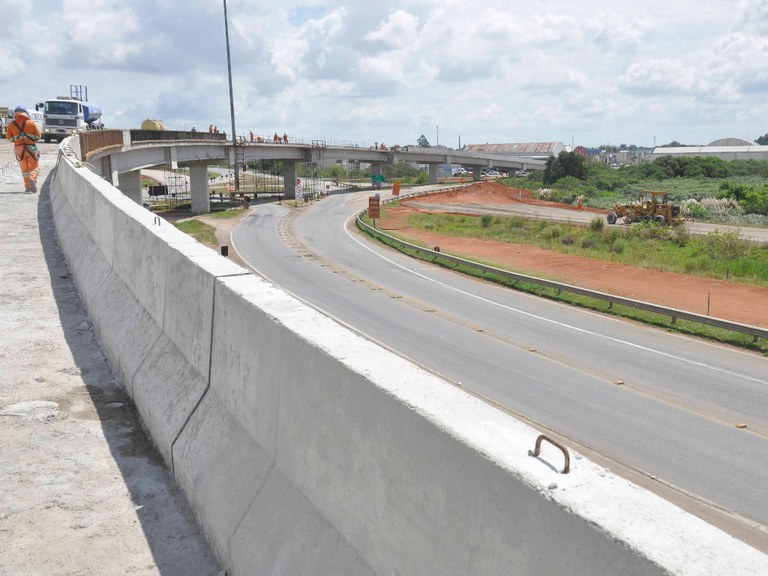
607, 191, 683, 225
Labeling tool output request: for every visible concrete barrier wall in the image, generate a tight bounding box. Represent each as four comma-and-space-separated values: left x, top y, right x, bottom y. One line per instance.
50, 150, 768, 576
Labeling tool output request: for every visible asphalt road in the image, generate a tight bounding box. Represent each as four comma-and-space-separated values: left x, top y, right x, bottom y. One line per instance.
232, 187, 768, 551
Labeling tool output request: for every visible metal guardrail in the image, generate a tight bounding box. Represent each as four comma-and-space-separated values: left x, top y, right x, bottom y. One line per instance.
356, 191, 768, 342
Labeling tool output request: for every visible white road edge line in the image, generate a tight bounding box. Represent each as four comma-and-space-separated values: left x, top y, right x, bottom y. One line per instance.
344, 214, 767, 386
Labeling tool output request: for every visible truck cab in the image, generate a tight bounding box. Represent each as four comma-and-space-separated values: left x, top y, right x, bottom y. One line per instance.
36, 90, 102, 143
38, 98, 83, 143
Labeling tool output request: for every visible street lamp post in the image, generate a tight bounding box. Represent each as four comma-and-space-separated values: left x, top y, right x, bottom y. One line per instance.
223, 0, 239, 192
436, 125, 439, 147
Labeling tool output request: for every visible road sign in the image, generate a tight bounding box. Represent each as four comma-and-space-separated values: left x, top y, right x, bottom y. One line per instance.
368, 195, 380, 219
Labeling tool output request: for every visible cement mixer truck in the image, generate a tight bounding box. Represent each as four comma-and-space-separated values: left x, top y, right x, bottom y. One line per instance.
36, 85, 103, 143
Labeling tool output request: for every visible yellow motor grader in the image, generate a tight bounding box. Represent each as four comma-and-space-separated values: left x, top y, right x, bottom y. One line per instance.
606, 191, 683, 225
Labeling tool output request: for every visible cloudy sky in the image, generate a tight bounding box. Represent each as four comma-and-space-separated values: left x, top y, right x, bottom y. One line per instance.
2, 0, 767, 148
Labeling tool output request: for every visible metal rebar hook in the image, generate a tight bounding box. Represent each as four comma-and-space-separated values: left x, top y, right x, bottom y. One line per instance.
528, 434, 570, 474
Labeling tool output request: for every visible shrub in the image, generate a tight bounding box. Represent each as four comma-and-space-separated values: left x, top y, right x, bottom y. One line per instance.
602, 228, 622, 244
581, 237, 596, 249
682, 200, 707, 219
671, 225, 690, 247
705, 231, 747, 260
560, 235, 576, 245
612, 238, 626, 254
589, 216, 605, 232
481, 214, 492, 228
541, 225, 562, 239
741, 186, 768, 215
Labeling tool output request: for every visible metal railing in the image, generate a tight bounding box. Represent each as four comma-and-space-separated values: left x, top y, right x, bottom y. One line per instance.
80, 129, 124, 161
356, 190, 768, 342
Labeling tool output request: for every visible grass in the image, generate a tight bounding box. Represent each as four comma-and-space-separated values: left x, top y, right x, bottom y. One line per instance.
203, 206, 249, 219
394, 209, 768, 286
173, 219, 218, 249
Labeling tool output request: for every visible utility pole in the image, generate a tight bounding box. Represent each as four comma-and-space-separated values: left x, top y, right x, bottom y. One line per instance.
223, 0, 239, 191
436, 125, 439, 147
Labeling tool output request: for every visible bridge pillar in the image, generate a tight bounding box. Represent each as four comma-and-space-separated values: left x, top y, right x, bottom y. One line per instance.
284, 160, 297, 199
428, 163, 439, 184
116, 169, 142, 205
472, 167, 482, 182
370, 163, 384, 189
189, 164, 210, 214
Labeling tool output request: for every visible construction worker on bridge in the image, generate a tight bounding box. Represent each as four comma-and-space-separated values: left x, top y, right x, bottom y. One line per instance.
5, 105, 42, 193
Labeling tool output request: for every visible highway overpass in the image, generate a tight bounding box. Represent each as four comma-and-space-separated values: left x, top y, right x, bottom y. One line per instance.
76, 130, 546, 213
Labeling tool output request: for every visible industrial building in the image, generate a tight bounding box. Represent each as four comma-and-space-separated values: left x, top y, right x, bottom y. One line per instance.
649, 138, 768, 161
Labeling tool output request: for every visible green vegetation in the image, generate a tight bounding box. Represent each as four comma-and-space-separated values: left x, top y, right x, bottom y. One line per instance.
543, 151, 586, 185
173, 219, 218, 248
204, 207, 248, 219
390, 208, 768, 286
514, 155, 768, 226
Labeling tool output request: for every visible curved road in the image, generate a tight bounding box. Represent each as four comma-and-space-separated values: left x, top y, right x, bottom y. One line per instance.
232, 187, 768, 550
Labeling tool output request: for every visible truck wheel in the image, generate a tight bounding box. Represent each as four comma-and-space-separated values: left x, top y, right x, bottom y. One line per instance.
654, 215, 666, 225
642, 215, 651, 222
43, 136, 51, 143
606, 211, 617, 225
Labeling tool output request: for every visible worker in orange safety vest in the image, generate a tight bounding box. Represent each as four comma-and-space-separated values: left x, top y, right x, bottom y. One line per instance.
5, 105, 42, 193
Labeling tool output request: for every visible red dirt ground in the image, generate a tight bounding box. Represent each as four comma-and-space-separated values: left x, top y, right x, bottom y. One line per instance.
379, 182, 768, 329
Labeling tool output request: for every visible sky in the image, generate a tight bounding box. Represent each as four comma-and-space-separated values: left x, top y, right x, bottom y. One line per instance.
2, 0, 768, 149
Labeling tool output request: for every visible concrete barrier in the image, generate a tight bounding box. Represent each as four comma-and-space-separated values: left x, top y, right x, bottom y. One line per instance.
50, 148, 768, 576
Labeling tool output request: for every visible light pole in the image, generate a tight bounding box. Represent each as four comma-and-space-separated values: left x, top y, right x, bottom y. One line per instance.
436, 125, 439, 147
223, 0, 239, 191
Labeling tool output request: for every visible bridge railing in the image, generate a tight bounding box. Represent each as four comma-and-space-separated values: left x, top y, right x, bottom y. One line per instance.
80, 129, 124, 161
130, 130, 228, 143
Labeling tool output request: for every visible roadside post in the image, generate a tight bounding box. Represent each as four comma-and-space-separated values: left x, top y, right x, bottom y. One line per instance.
295, 177, 303, 206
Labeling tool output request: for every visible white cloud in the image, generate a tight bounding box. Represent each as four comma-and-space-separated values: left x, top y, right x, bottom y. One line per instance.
0, 0, 764, 146
619, 59, 698, 95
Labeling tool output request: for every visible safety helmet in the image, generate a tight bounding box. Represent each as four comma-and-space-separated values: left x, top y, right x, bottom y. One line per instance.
14, 105, 28, 114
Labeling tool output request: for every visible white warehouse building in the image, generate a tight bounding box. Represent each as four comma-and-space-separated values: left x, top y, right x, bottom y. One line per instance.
649, 138, 768, 161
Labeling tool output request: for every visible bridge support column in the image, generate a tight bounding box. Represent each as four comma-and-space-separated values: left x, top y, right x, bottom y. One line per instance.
284, 160, 297, 199
472, 168, 482, 182
370, 163, 384, 189
116, 169, 142, 205
428, 164, 439, 184
190, 164, 210, 214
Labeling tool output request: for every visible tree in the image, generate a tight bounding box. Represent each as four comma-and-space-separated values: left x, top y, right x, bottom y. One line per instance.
543, 151, 585, 185
417, 134, 431, 147
757, 133, 768, 145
